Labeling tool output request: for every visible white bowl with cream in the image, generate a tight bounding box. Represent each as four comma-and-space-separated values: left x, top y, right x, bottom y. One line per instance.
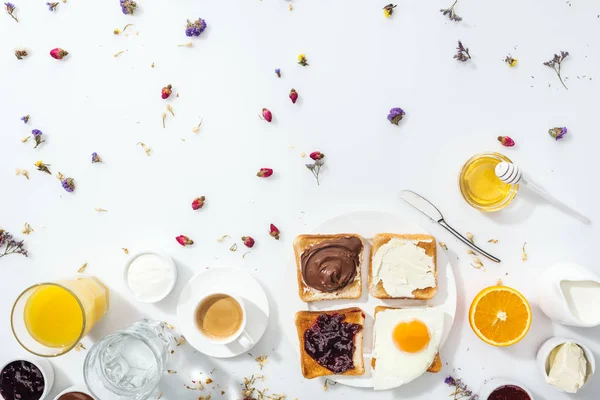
124, 251, 177, 303
537, 337, 595, 394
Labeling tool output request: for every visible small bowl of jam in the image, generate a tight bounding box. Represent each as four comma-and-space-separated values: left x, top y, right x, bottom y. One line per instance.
0, 358, 54, 400
53, 385, 96, 400
479, 378, 534, 400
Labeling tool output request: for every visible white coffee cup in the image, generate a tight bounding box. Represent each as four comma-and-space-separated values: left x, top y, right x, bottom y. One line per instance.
193, 292, 254, 347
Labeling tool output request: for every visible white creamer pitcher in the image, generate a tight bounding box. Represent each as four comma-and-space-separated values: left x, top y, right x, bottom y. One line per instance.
537, 263, 600, 327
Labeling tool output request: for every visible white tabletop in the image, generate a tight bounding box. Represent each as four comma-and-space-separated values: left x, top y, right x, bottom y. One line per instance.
1, 0, 598, 399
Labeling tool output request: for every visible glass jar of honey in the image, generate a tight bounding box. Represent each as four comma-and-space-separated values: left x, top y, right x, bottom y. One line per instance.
458, 152, 519, 212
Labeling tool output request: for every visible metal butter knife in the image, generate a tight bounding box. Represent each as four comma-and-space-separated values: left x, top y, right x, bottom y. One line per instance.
400, 190, 501, 263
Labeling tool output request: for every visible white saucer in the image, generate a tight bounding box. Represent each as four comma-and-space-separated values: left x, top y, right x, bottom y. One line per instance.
176, 267, 270, 358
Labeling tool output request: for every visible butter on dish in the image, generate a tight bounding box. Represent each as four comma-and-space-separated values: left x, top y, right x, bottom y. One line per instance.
369, 234, 437, 300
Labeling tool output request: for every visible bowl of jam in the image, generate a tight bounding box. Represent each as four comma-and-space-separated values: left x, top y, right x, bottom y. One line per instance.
0, 358, 54, 400
52, 385, 95, 400
479, 378, 534, 400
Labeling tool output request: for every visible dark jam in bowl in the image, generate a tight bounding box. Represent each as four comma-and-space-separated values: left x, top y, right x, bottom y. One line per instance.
303, 313, 362, 374
488, 385, 531, 400
0, 360, 45, 400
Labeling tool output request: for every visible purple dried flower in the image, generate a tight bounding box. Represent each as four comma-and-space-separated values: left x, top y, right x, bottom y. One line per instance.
446, 376, 479, 400
61, 177, 75, 192
46, 2, 58, 11
544, 51, 569, 90
4, 2, 18, 22
120, 0, 136, 15
20, 115, 29, 124
275, 68, 281, 78
444, 376, 455, 385
387, 107, 405, 125
454, 40, 471, 62
31, 129, 44, 149
185, 18, 207, 37
548, 127, 567, 140
91, 152, 102, 163
0, 230, 28, 258
440, 0, 462, 21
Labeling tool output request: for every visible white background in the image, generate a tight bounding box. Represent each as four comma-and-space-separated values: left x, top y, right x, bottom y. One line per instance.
0, 0, 598, 399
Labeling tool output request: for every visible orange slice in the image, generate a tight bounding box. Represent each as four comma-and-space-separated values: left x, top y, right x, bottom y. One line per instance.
469, 285, 531, 346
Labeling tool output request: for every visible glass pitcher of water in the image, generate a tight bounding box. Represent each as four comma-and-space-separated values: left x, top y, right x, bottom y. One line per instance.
83, 319, 172, 400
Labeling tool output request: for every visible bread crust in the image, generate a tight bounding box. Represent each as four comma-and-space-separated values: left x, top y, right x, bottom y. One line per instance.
295, 307, 365, 379
294, 234, 363, 302
372, 306, 441, 374
368, 233, 437, 300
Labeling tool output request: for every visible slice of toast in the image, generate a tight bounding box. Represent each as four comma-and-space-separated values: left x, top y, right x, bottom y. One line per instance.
294, 234, 363, 302
369, 233, 437, 300
295, 307, 365, 379
372, 306, 441, 373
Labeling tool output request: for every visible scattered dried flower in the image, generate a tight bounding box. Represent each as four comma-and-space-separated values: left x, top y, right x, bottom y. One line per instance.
466, 232, 474, 243
454, 40, 471, 62
4, 2, 17, 22
161, 84, 173, 99
544, 51, 569, 90
166, 105, 175, 118
95, 208, 107, 212
324, 379, 336, 391
91, 152, 102, 163
445, 376, 478, 400
185, 17, 207, 37
440, 0, 462, 21
0, 229, 28, 258
383, 3, 396, 18
175, 335, 186, 346
504, 55, 517, 67
178, 42, 193, 48
305, 152, 325, 185
157, 393, 162, 399
522, 242, 527, 261
289, 88, 298, 104
297, 53, 308, 66
192, 119, 203, 133
78, 262, 88, 273
161, 112, 167, 128
31, 129, 44, 149
167, 370, 177, 374
269, 224, 280, 240
387, 107, 405, 125
439, 242, 448, 250
255, 355, 268, 369
46, 2, 58, 11
122, 247, 129, 254
217, 235, 230, 242
257, 168, 273, 178
163, 321, 175, 330
497, 136, 515, 147
548, 127, 567, 140
60, 175, 75, 193
50, 47, 68, 60
300, 152, 305, 157
192, 196, 206, 210
275, 68, 281, 78
21, 223, 34, 235
229, 243, 238, 252
260, 108, 273, 122
242, 236, 255, 248
114, 28, 121, 35
205, 378, 213, 384
34, 161, 51, 174
467, 249, 476, 255
120, 0, 136, 15
176, 235, 194, 247
20, 115, 29, 124
471, 256, 483, 269
137, 142, 151, 156
16, 169, 29, 179
14, 49, 27, 59
113, 50, 126, 58
488, 239, 499, 243
74, 342, 86, 352
289, 3, 293, 11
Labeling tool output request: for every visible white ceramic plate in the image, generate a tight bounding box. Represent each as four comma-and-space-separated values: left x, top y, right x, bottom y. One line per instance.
177, 267, 270, 358
281, 210, 457, 388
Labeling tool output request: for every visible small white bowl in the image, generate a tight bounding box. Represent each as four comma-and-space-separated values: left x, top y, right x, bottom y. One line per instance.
124, 251, 177, 303
537, 337, 596, 393
479, 378, 534, 399
52, 385, 95, 400
0, 357, 54, 400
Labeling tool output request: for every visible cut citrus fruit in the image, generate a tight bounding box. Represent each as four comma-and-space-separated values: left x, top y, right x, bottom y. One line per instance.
469, 285, 532, 347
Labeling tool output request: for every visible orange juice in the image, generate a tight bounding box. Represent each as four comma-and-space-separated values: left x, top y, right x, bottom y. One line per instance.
23, 277, 109, 349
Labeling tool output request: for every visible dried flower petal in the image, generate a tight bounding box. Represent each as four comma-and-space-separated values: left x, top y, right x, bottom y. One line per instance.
217, 235, 230, 242
120, 0, 137, 15
488, 239, 499, 243
242, 236, 255, 248
20, 136, 30, 143
46, 2, 58, 11
21, 223, 34, 235
383, 3, 396, 18
4, 2, 18, 22
454, 40, 471, 62
440, 0, 462, 21
309, 151, 324, 161
289, 88, 298, 104
191, 196, 205, 210
137, 142, 151, 156
14, 49, 28, 59
275, 68, 281, 78
74, 342, 86, 351
176, 235, 194, 247
255, 355, 268, 369
178, 42, 193, 48
167, 104, 175, 116
504, 55, 517, 67
161, 84, 173, 99
544, 51, 569, 90
175, 335, 186, 346
229, 243, 238, 252
471, 256, 484, 269
78, 262, 88, 273
31, 129, 45, 149
497, 136, 515, 147
467, 249, 476, 255
95, 208, 107, 212
297, 53, 308, 66
113, 50, 126, 58
548, 127, 567, 140
185, 17, 207, 37
466, 232, 474, 243
257, 168, 273, 178
34, 161, 51, 174
49, 47, 68, 60
167, 370, 177, 374
439, 242, 448, 250
192, 119, 203, 133
522, 242, 527, 261
269, 224, 280, 240
122, 247, 129, 254
387, 107, 405, 125
20, 115, 29, 124
260, 108, 272, 122
91, 152, 102, 163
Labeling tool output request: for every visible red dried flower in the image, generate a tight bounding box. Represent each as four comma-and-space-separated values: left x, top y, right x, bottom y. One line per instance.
241, 236, 255, 248
191, 196, 205, 210
269, 224, 280, 240
497, 136, 515, 147
260, 108, 272, 122
161, 84, 173, 99
289, 88, 298, 104
310, 151, 325, 160
256, 168, 273, 178
176, 235, 194, 246
50, 48, 68, 60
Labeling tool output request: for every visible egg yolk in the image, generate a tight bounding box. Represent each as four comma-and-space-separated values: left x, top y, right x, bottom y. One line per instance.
392, 320, 430, 353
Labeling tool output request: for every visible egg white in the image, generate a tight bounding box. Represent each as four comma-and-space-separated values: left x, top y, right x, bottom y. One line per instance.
372, 308, 444, 390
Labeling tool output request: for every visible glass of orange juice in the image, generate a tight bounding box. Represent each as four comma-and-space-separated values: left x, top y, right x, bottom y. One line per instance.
11, 276, 109, 357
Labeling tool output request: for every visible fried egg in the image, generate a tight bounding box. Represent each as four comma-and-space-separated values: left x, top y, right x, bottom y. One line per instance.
372, 307, 444, 390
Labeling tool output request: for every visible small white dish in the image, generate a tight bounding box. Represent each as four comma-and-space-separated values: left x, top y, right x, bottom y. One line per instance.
176, 267, 269, 358
124, 251, 177, 303
52, 385, 95, 400
537, 337, 596, 393
0, 357, 54, 400
479, 378, 534, 399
